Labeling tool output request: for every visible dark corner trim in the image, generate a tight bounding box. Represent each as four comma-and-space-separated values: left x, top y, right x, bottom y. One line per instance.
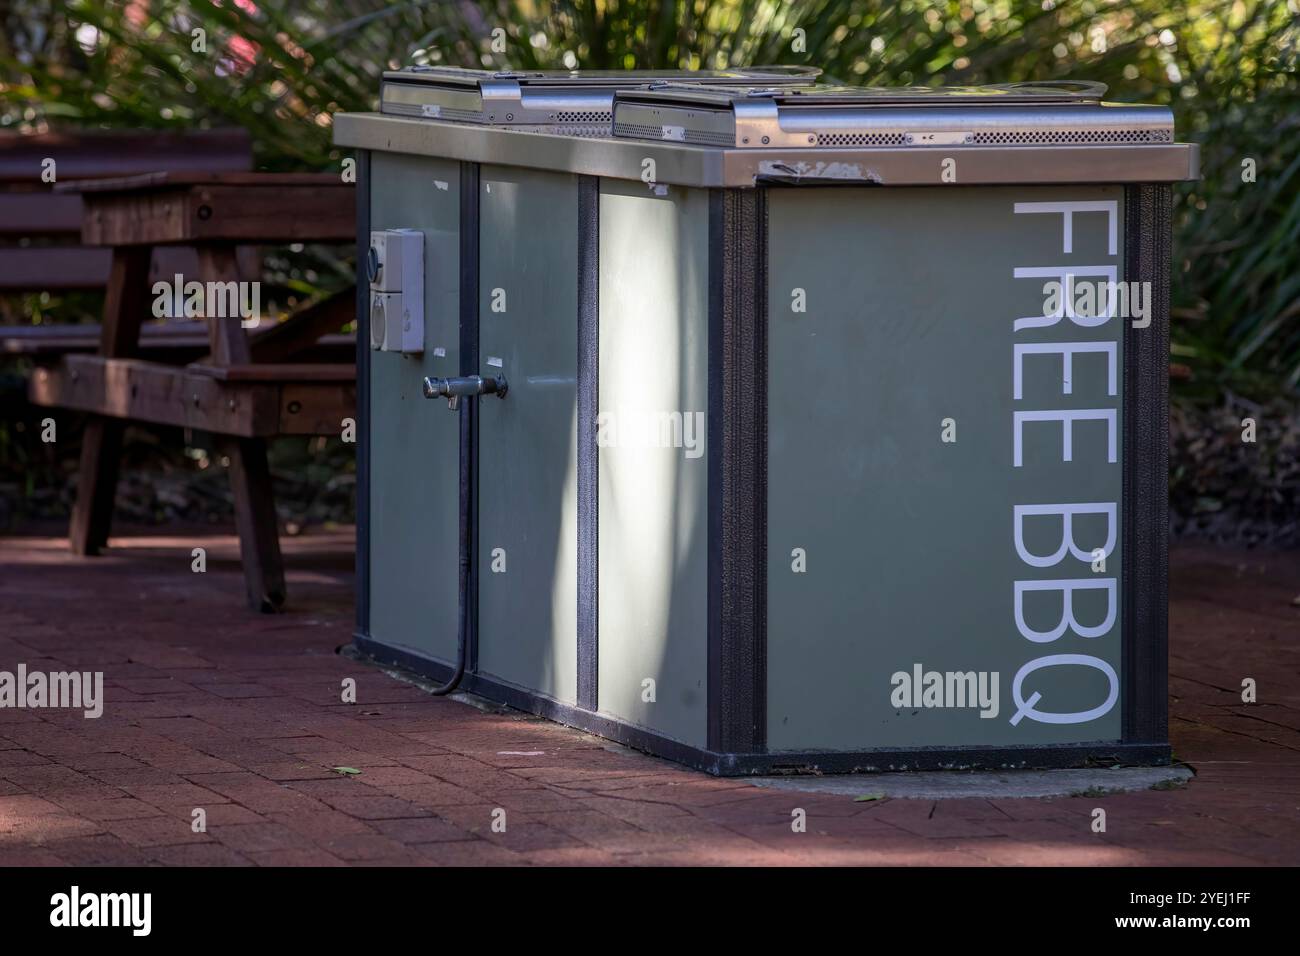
355, 150, 371, 637
460, 162, 482, 674
576, 175, 600, 711
707, 188, 769, 755
1121, 184, 1171, 745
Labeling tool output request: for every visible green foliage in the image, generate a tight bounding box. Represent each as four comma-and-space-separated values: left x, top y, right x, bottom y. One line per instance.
1, 0, 1297, 395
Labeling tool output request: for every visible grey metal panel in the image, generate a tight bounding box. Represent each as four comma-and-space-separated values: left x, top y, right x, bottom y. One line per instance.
334, 112, 1200, 187
476, 165, 579, 704
766, 185, 1125, 751
597, 179, 711, 746
367, 153, 462, 663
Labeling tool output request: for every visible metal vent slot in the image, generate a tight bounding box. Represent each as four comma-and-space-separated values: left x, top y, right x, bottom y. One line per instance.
685, 130, 736, 146
816, 132, 907, 147
556, 110, 612, 123
537, 125, 610, 138
972, 128, 1172, 145
614, 122, 668, 140
440, 109, 485, 122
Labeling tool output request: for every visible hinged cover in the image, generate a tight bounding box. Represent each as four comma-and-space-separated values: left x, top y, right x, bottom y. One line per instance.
380, 65, 821, 136
612, 80, 1176, 150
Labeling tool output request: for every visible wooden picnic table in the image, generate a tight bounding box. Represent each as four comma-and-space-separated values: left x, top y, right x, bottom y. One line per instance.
28, 171, 358, 612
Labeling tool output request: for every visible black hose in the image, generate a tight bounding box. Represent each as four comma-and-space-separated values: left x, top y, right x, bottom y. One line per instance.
426, 394, 472, 695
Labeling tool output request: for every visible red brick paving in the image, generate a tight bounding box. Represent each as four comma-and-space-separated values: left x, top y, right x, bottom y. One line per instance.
0, 525, 1297, 866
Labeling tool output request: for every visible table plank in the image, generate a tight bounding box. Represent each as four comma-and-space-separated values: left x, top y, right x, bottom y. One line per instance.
79, 183, 355, 245
0, 323, 354, 356
189, 363, 356, 383
29, 357, 354, 438
57, 171, 346, 193
0, 128, 251, 183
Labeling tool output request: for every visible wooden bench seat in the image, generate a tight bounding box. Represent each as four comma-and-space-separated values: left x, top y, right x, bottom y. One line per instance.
30, 356, 355, 438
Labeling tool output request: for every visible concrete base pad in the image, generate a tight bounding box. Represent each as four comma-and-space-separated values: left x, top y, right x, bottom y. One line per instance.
748, 766, 1194, 800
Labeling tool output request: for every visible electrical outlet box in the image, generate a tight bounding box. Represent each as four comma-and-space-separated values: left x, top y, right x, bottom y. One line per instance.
367, 228, 424, 352
369, 291, 404, 352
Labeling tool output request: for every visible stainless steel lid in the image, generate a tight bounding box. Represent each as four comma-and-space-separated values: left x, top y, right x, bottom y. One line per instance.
380, 65, 822, 135
624, 80, 1110, 106
612, 80, 1176, 149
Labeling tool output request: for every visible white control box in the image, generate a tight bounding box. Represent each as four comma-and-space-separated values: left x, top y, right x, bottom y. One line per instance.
367, 228, 424, 352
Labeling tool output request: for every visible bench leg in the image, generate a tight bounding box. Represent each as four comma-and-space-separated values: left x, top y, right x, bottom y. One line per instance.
198, 244, 286, 612
69, 245, 153, 556
69, 417, 124, 556
221, 435, 286, 613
